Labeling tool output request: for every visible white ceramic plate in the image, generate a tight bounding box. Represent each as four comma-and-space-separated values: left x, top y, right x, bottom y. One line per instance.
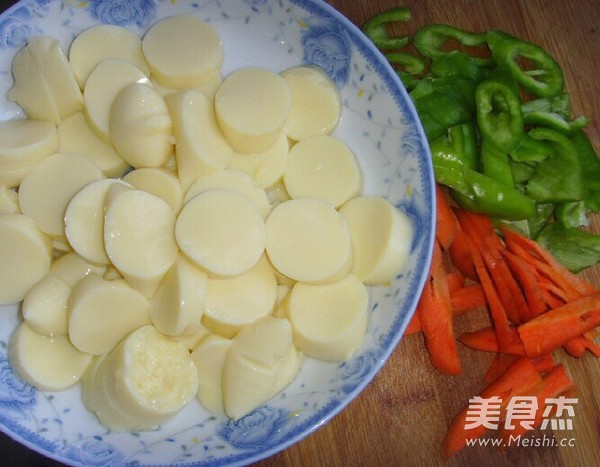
0, 0, 435, 465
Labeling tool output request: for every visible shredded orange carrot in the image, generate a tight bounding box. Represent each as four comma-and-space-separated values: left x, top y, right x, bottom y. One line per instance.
518, 291, 600, 357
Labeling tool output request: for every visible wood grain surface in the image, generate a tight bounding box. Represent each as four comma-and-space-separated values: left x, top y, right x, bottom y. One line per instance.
257, 1, 600, 466
1, 1, 599, 466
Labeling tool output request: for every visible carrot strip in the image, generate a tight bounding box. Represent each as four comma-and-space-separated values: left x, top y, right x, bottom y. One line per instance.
459, 326, 525, 355
498, 364, 574, 443
450, 283, 487, 314
500, 225, 598, 298
404, 308, 422, 336
442, 357, 543, 459
446, 271, 465, 293
449, 225, 478, 281
483, 354, 520, 384
419, 241, 462, 375
484, 353, 555, 385
563, 334, 600, 358
502, 250, 547, 320
455, 210, 529, 324
435, 184, 459, 250
517, 291, 600, 357
529, 354, 556, 375
463, 234, 514, 352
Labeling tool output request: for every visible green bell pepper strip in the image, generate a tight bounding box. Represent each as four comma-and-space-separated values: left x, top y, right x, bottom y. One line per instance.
432, 152, 536, 220
501, 202, 554, 239
525, 127, 584, 203
509, 132, 553, 163
361, 7, 411, 50
429, 122, 478, 170
487, 29, 564, 98
475, 71, 524, 152
523, 111, 588, 136
536, 222, 600, 273
384, 52, 426, 91
413, 24, 493, 66
411, 78, 477, 141
481, 138, 514, 187
428, 50, 490, 82
521, 93, 571, 119
509, 160, 536, 184
555, 201, 589, 229
527, 202, 555, 238
571, 129, 600, 192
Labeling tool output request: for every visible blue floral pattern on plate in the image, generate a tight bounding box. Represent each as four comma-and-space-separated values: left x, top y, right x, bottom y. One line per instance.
0, 0, 435, 465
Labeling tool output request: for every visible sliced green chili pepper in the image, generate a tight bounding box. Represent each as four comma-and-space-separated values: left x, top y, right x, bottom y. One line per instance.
429, 122, 478, 170
432, 152, 536, 220
362, 7, 411, 50
413, 24, 492, 66
487, 29, 564, 98
384, 52, 426, 90
526, 127, 584, 202
475, 70, 523, 152
523, 111, 588, 136
480, 139, 514, 187
453, 169, 537, 220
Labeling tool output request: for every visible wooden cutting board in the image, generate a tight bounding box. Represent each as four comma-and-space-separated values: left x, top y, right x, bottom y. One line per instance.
257, 1, 600, 466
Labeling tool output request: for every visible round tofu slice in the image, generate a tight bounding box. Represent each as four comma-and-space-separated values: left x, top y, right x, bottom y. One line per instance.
84, 58, 150, 143
283, 134, 362, 207
9, 322, 92, 391
122, 167, 184, 213
94, 325, 199, 430
176, 189, 266, 276
57, 112, 128, 178
229, 132, 290, 189
49, 251, 106, 288
67, 273, 151, 355
65, 179, 131, 265
0, 214, 52, 305
203, 256, 278, 338
165, 90, 233, 190
215, 67, 292, 153
339, 196, 414, 285
104, 188, 178, 297
190, 334, 232, 415
150, 255, 208, 336
110, 82, 173, 168
281, 65, 342, 141
18, 152, 105, 237
69, 24, 150, 88
81, 354, 140, 431
0, 119, 58, 172
184, 169, 270, 219
142, 14, 223, 89
8, 36, 83, 124
22, 274, 71, 336
7, 42, 61, 123
288, 274, 368, 361
222, 317, 299, 420
265, 198, 352, 283
0, 186, 20, 214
